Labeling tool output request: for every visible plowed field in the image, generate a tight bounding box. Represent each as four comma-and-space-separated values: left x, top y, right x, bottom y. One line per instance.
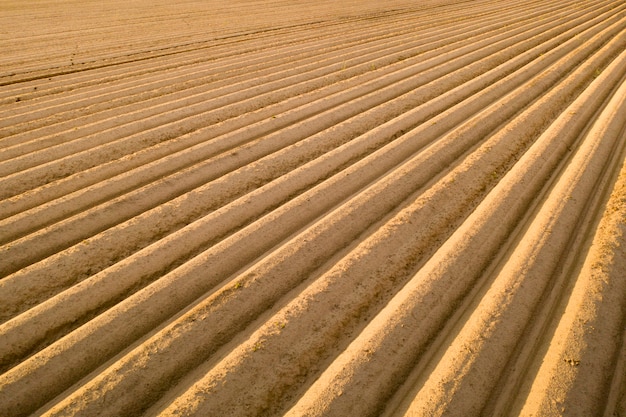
1, 0, 625, 416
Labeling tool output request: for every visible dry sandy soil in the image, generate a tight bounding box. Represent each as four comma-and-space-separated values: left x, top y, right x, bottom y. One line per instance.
1, 0, 625, 416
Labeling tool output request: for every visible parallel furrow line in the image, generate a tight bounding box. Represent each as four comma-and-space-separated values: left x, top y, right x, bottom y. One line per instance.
1, 2, 617, 280
0, 0, 559, 144
2, 11, 623, 416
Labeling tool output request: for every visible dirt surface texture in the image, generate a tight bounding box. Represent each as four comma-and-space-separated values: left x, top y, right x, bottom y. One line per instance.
1, 0, 626, 416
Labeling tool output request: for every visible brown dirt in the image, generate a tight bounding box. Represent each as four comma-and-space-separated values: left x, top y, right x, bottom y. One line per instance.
1, 0, 625, 416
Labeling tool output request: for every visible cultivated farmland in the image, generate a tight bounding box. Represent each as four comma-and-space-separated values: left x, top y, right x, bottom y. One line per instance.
1, 0, 625, 415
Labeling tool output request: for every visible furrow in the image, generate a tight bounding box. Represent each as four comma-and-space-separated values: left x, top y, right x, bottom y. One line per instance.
0, 2, 551, 159
0, 11, 437, 125
0, 0, 588, 222
396, 52, 626, 417
0, 0, 572, 135
501, 76, 626, 417
3, 11, 623, 416
0, 8, 426, 107
0, 1, 624, 416
282, 25, 626, 417
0, 0, 578, 191
0, 0, 615, 328
0, 0, 492, 87
0, 0, 553, 147
0, 1, 400, 82
0, 0, 612, 272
